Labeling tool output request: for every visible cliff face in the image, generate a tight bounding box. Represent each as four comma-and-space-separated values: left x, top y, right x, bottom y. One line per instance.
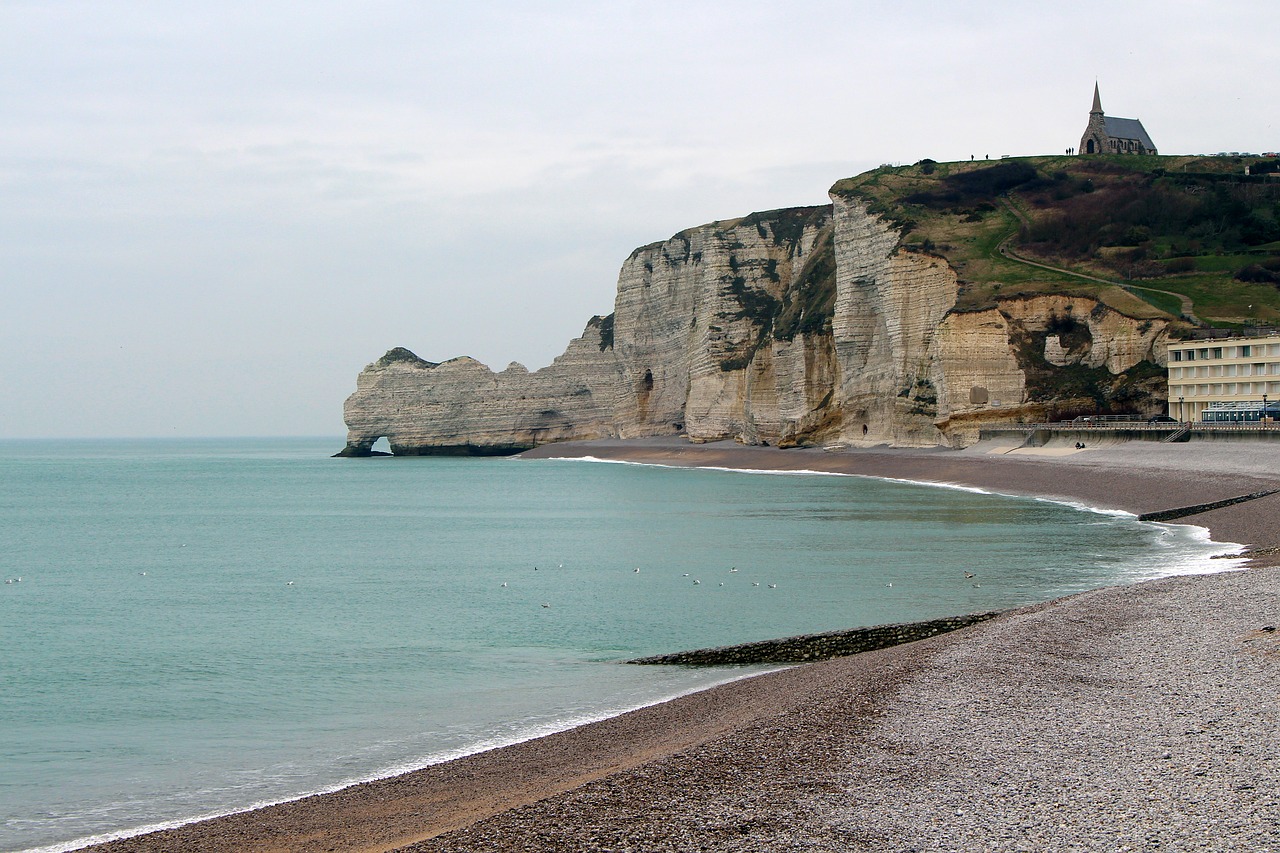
340, 193, 1172, 456
931, 297, 1168, 446
339, 323, 623, 455
827, 197, 960, 446
611, 207, 835, 444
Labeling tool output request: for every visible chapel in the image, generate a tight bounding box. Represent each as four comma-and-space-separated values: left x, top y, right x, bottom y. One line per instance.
1078, 83, 1157, 155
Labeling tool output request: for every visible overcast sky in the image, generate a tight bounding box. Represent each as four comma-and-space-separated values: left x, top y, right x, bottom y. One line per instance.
2, 1, 1275, 438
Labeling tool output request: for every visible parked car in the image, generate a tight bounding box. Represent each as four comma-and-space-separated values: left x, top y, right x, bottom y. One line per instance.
1148, 415, 1177, 423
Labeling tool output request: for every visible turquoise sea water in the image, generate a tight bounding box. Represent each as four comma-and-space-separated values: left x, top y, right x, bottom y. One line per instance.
0, 438, 1239, 852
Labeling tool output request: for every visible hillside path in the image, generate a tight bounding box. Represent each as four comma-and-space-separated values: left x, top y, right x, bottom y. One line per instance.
996, 197, 1202, 324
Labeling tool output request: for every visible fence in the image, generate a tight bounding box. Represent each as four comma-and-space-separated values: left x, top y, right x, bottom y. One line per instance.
980, 421, 1278, 433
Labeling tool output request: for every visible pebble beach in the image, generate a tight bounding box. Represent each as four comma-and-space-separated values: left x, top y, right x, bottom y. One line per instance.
84, 438, 1280, 852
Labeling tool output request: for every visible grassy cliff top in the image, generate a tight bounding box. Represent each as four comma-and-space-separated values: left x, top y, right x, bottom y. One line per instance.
831, 155, 1280, 329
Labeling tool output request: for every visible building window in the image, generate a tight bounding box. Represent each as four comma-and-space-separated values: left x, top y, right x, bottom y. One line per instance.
1212, 348, 1223, 359
1241, 345, 1251, 357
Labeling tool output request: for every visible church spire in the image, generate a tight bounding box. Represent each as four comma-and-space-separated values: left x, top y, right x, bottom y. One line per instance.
1091, 82, 1103, 114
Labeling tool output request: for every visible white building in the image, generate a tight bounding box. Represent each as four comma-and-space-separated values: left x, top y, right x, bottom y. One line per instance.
1166, 334, 1280, 421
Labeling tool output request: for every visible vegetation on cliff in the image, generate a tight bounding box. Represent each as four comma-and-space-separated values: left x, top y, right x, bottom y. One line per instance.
376, 347, 438, 369
774, 226, 837, 342
831, 154, 1280, 331
590, 313, 615, 351
709, 207, 835, 371
1006, 313, 1167, 418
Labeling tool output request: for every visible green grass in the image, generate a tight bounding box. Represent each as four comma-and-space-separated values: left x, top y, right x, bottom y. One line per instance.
1121, 287, 1184, 317
1182, 254, 1270, 273
1133, 275, 1279, 322
829, 155, 1280, 327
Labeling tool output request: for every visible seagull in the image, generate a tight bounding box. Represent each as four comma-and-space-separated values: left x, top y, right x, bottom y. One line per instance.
964, 571, 975, 579
752, 582, 760, 587
139, 571, 147, 576
500, 582, 508, 587
768, 584, 777, 589
718, 582, 724, 586
682, 573, 690, 577
633, 567, 641, 573
693, 579, 701, 585
286, 581, 295, 586
886, 582, 893, 587
541, 603, 550, 608
729, 567, 739, 573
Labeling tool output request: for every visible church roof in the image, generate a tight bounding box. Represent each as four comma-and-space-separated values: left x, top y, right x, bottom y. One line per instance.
1103, 115, 1155, 150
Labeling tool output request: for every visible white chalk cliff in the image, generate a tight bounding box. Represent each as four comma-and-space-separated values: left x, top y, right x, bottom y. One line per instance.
340, 189, 1170, 456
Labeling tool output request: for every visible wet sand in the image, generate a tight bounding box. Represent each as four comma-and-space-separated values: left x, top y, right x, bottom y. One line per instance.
84, 439, 1280, 852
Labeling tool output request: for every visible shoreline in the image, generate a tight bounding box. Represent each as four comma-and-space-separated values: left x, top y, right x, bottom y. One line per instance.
80, 438, 1280, 852
523, 438, 1280, 561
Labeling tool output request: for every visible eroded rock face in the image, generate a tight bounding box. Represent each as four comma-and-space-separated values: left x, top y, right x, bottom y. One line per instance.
340, 207, 841, 455
340, 198, 1172, 456
933, 309, 1027, 432
338, 322, 623, 456
998, 295, 1168, 373
612, 207, 834, 444
829, 197, 960, 447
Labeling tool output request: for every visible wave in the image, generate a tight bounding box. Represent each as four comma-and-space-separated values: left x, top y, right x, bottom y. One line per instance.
15, 667, 780, 853
540, 455, 1248, 579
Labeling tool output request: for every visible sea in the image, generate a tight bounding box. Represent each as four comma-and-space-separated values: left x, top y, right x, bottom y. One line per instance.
0, 437, 1242, 852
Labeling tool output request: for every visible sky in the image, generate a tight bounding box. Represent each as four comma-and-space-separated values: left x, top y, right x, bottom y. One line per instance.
2, 1, 1276, 438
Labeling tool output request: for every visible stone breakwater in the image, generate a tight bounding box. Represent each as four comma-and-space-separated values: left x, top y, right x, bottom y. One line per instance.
1137, 488, 1279, 522
628, 611, 1004, 666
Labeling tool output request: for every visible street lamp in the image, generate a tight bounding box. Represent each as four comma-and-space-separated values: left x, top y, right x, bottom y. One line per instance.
1265, 393, 1269, 425
1179, 395, 1185, 424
